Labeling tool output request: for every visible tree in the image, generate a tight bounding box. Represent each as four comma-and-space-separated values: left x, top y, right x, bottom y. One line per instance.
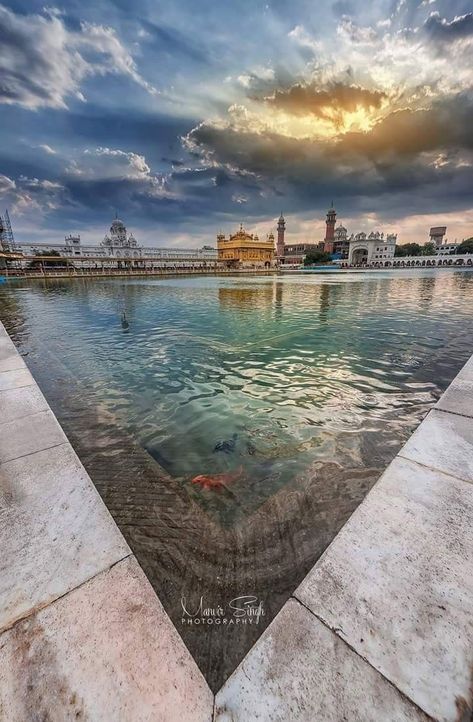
457, 238, 473, 254
395, 243, 422, 257
28, 250, 72, 269
420, 242, 436, 256
304, 250, 332, 266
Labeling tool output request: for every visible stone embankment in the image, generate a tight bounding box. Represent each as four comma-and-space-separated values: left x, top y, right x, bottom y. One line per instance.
1, 320, 472, 720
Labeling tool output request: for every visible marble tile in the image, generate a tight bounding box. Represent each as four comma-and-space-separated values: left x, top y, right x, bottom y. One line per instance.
0, 409, 67, 463
400, 408, 473, 482
215, 599, 428, 722
0, 557, 213, 722
0, 384, 49, 424
0, 366, 34, 391
436, 356, 473, 418
295, 456, 473, 722
0, 335, 26, 373
0, 443, 130, 631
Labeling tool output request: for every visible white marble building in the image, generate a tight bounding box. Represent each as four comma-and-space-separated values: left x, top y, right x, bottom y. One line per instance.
14, 217, 218, 264
348, 231, 397, 266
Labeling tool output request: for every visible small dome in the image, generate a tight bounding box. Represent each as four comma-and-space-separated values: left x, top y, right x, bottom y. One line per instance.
111, 218, 126, 232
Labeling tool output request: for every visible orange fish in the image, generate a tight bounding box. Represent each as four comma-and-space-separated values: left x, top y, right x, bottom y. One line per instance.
191, 466, 243, 491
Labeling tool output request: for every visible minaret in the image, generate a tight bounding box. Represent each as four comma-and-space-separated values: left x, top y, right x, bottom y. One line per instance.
324, 202, 336, 254
277, 213, 286, 258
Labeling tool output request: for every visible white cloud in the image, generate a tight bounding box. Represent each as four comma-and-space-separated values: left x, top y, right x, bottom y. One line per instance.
0, 4, 157, 110
0, 173, 65, 215
38, 144, 57, 155
0, 174, 16, 193
66, 147, 175, 198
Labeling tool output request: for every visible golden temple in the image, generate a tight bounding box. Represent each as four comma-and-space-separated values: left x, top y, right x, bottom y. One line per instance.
217, 224, 276, 268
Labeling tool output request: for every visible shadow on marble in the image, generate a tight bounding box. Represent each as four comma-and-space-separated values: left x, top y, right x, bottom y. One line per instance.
0, 557, 213, 722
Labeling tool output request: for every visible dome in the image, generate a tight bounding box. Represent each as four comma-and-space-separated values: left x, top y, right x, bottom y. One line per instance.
111, 218, 126, 232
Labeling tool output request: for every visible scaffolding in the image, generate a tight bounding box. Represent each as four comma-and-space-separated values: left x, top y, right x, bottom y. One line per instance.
0, 209, 15, 252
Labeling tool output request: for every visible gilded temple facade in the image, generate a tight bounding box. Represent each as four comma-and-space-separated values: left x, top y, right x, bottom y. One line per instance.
217, 224, 276, 268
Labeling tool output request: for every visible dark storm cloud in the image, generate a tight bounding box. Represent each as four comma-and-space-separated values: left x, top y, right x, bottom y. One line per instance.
336, 93, 473, 158
262, 83, 387, 118
423, 11, 473, 43
184, 91, 473, 218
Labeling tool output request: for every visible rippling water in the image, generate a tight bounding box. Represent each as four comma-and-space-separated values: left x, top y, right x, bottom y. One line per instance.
1, 269, 473, 689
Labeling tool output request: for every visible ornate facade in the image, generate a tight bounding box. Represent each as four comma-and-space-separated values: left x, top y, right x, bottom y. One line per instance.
101, 217, 140, 258
348, 231, 397, 265
14, 216, 217, 264
217, 224, 276, 268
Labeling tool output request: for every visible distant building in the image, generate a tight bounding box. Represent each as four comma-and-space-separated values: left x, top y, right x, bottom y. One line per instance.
428, 226, 461, 255
323, 203, 337, 253
436, 243, 459, 256
217, 224, 275, 268
13, 215, 217, 264
430, 226, 447, 247
332, 224, 350, 259
283, 243, 323, 265
348, 231, 397, 266
276, 214, 286, 259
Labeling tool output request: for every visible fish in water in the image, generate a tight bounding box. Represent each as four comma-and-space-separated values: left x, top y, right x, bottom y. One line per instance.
191, 466, 243, 491
213, 433, 238, 454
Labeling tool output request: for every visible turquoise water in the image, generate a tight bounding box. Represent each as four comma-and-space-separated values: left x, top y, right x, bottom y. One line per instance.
1, 268, 473, 687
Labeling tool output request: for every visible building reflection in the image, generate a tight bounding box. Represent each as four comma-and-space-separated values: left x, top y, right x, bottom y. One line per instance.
218, 285, 274, 310
273, 280, 284, 322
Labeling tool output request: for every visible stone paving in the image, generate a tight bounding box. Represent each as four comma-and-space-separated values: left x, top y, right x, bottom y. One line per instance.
0, 323, 213, 721
1, 319, 472, 721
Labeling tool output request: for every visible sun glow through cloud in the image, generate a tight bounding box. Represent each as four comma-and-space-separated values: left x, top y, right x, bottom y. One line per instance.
0, 0, 472, 245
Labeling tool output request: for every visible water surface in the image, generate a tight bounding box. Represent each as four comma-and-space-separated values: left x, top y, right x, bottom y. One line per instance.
1, 269, 473, 689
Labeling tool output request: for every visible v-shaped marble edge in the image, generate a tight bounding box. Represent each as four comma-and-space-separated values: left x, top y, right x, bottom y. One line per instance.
1, 319, 473, 722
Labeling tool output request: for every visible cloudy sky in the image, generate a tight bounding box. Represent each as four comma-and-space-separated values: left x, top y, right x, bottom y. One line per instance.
1, 0, 473, 247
